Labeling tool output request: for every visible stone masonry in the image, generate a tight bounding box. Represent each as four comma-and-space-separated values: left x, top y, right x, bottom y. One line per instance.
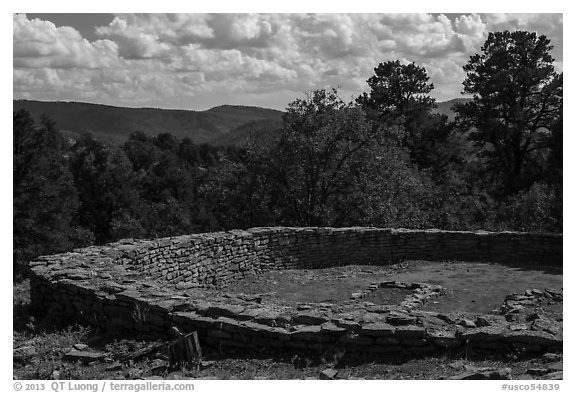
29, 227, 562, 359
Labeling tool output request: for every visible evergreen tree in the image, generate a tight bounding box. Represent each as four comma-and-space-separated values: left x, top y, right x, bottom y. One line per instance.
455, 31, 562, 196
13, 110, 79, 274
69, 134, 144, 243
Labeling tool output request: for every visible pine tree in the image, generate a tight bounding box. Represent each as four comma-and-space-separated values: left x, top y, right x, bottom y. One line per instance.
13, 110, 79, 275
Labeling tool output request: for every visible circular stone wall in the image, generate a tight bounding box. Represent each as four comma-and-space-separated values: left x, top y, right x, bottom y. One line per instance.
29, 227, 562, 359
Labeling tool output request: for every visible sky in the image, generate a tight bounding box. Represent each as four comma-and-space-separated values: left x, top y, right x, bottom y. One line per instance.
13, 12, 563, 111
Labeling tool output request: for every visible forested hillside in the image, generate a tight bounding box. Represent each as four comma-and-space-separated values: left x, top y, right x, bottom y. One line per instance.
12, 100, 284, 145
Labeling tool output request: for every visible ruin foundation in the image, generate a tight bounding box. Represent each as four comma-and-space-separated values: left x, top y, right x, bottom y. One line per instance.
29, 227, 563, 359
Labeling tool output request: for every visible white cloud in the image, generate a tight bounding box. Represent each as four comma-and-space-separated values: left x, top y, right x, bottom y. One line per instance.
13, 14, 119, 69
13, 13, 564, 110
95, 16, 171, 59
481, 13, 563, 63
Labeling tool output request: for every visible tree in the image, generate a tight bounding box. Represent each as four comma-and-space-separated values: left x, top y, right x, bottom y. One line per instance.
69, 134, 144, 243
201, 154, 272, 230
545, 114, 562, 185
13, 110, 80, 274
455, 31, 562, 196
218, 88, 439, 229
356, 60, 462, 172
267, 88, 381, 226
356, 60, 436, 139
122, 132, 210, 237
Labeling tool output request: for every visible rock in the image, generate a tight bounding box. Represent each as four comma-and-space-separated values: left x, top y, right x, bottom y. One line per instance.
542, 353, 562, 362
460, 326, 504, 342
293, 312, 328, 325
505, 313, 521, 322
428, 329, 457, 348
291, 325, 322, 341
544, 289, 562, 300
321, 322, 347, 334
508, 305, 525, 313
448, 360, 466, 370
144, 359, 168, 376
531, 318, 561, 335
13, 345, 37, 362
394, 325, 427, 338
436, 313, 458, 324
475, 317, 491, 327
105, 362, 123, 371
296, 304, 312, 311
542, 371, 563, 380
417, 314, 447, 329
526, 368, 548, 376
175, 282, 198, 290
525, 313, 540, 322
503, 330, 562, 347
51, 370, 61, 379
360, 322, 395, 337
66, 273, 90, 280
449, 368, 512, 380
320, 368, 339, 380
99, 283, 128, 294
350, 293, 363, 300
240, 294, 263, 303
126, 368, 143, 379
73, 343, 89, 351
166, 371, 186, 379
205, 304, 245, 318
517, 374, 534, 380
63, 349, 106, 363
546, 362, 563, 372
510, 323, 529, 331
386, 312, 416, 326
200, 360, 215, 369
334, 319, 361, 330
459, 319, 477, 328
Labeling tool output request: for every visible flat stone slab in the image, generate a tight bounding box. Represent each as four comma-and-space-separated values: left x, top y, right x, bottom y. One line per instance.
64, 349, 106, 363
448, 368, 512, 380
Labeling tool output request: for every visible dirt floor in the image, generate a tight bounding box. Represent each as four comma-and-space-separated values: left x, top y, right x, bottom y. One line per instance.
223, 262, 415, 303
223, 260, 563, 313
389, 261, 562, 314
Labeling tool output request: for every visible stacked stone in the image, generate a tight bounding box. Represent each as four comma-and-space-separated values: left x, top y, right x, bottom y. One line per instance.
29, 226, 562, 360
349, 281, 445, 311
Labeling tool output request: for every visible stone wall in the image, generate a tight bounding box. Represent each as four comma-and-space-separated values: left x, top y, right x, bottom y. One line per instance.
112, 227, 561, 289
29, 227, 562, 358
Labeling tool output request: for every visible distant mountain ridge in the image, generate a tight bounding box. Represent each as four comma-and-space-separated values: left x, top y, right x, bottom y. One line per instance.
433, 98, 470, 121
13, 98, 469, 146
13, 100, 284, 145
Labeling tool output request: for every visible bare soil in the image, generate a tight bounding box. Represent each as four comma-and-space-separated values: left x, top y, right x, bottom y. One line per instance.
223, 260, 563, 313
389, 261, 562, 314
223, 262, 414, 303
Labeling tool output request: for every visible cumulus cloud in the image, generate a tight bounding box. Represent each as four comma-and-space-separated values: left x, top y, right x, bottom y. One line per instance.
482, 13, 563, 64
13, 13, 564, 110
95, 16, 172, 59
13, 14, 119, 69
